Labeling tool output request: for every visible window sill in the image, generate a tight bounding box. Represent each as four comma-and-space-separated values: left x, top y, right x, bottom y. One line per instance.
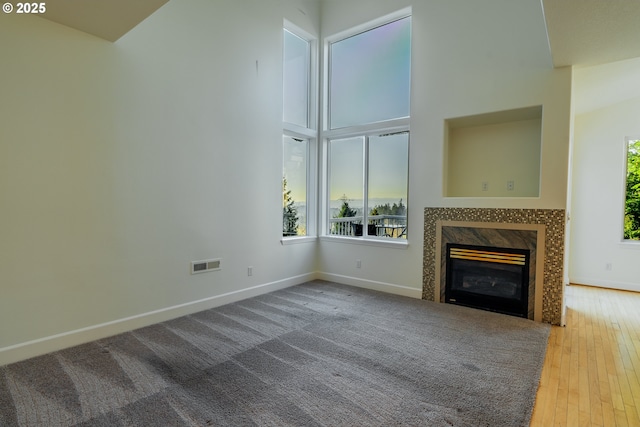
619, 240, 640, 249
320, 235, 409, 249
281, 236, 317, 246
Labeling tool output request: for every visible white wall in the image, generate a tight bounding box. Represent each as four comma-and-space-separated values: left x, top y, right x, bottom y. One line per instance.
317, 0, 572, 294
0, 0, 575, 365
570, 92, 640, 292
0, 0, 320, 365
446, 118, 542, 197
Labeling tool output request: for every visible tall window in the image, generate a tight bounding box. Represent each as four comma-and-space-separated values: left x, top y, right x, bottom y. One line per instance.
283, 136, 308, 236
325, 13, 411, 240
283, 27, 315, 238
624, 138, 640, 240
284, 29, 310, 128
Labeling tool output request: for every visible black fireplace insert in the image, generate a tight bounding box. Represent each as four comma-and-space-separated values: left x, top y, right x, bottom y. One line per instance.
445, 243, 530, 318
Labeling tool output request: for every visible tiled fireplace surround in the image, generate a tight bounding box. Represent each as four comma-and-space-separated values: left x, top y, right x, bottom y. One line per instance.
423, 208, 566, 325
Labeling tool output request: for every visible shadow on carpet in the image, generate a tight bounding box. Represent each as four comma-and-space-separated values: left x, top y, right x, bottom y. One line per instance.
0, 280, 550, 426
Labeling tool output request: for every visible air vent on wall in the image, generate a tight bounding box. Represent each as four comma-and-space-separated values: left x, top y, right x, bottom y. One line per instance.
190, 258, 221, 274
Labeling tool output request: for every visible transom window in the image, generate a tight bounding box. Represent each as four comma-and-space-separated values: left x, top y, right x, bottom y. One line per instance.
329, 16, 411, 130
283, 29, 310, 128
325, 12, 411, 241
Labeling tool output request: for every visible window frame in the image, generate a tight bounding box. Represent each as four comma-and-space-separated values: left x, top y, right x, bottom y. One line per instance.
320, 9, 412, 248
282, 22, 318, 244
622, 137, 640, 244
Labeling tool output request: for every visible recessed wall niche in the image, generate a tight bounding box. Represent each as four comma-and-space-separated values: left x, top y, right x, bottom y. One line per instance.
444, 106, 542, 197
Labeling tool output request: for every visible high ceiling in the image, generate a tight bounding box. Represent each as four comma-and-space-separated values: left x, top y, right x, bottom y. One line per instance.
40, 0, 640, 68
541, 0, 640, 115
40, 0, 168, 42
542, 0, 640, 68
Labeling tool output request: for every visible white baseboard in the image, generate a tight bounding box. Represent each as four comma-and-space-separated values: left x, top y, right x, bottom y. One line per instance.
317, 272, 423, 299
570, 277, 640, 293
0, 273, 317, 367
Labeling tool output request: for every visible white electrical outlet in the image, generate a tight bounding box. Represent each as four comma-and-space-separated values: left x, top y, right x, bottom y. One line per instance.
605, 262, 612, 271
507, 180, 515, 191
356, 259, 361, 268
482, 181, 488, 191
248, 266, 253, 276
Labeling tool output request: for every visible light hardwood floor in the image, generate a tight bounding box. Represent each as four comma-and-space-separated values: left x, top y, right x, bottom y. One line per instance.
530, 284, 640, 426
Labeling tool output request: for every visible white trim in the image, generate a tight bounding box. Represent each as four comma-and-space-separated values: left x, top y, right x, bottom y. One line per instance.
0, 273, 317, 367
323, 118, 410, 140
283, 124, 317, 139
317, 271, 422, 299
442, 196, 542, 201
283, 19, 315, 43
570, 277, 640, 293
618, 240, 640, 248
320, 235, 409, 249
324, 7, 412, 44
281, 236, 317, 245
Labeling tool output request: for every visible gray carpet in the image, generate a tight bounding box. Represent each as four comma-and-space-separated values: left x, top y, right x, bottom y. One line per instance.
0, 280, 550, 426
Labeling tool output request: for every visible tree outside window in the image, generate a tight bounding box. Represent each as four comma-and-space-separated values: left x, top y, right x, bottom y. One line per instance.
624, 139, 640, 240
283, 136, 307, 237
325, 13, 411, 240
282, 27, 314, 238
283, 177, 300, 236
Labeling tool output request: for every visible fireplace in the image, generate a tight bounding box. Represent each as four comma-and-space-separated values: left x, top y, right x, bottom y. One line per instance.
424, 208, 567, 325
445, 243, 530, 318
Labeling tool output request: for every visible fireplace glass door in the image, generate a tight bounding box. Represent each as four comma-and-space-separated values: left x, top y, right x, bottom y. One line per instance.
445, 244, 530, 318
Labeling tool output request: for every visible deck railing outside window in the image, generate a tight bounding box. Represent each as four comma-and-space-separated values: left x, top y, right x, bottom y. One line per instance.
328, 215, 407, 238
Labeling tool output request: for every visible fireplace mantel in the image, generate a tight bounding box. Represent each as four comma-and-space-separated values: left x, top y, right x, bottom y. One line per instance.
423, 208, 566, 325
